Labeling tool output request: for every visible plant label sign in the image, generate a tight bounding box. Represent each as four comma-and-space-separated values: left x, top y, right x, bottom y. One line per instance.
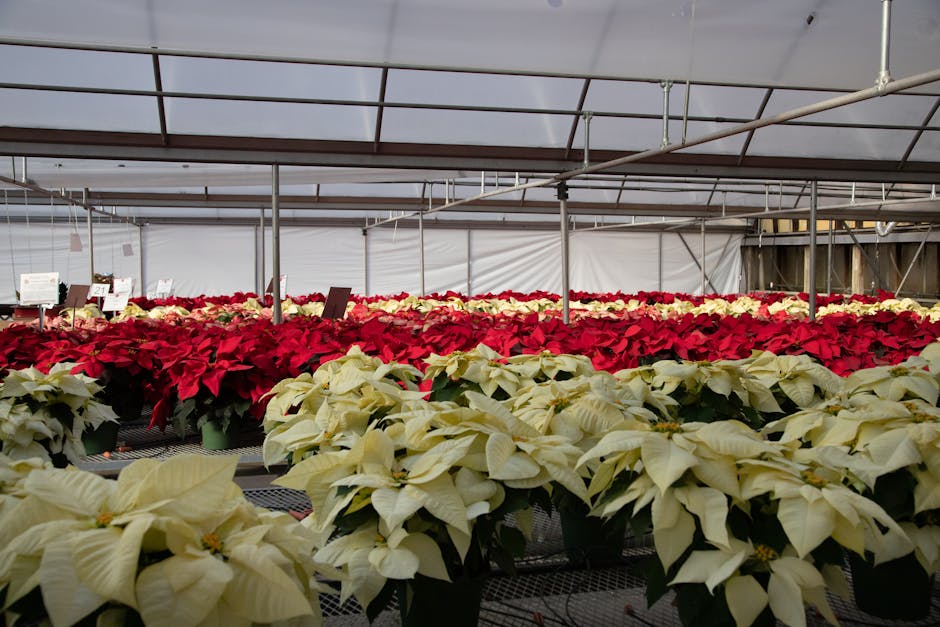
102, 293, 129, 312
112, 277, 133, 296
156, 278, 173, 295
19, 272, 59, 306
63, 284, 90, 308
89, 283, 110, 298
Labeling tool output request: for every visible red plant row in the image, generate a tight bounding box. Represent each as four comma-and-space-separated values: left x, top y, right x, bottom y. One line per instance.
2, 306, 938, 430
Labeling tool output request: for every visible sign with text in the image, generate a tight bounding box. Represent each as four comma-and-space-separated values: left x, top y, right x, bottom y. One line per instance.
89, 283, 110, 298
102, 293, 129, 312
19, 272, 60, 305
112, 277, 133, 296
264, 275, 288, 295
156, 278, 174, 294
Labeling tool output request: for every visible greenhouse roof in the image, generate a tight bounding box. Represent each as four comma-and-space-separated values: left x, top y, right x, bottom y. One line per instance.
0, 0, 939, 224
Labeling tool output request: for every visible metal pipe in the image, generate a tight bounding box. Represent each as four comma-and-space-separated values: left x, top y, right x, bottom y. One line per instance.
558, 182, 570, 323
808, 180, 818, 320
271, 164, 281, 324
700, 218, 706, 295
20, 157, 27, 184
419, 185, 427, 296
583, 112, 593, 168
363, 227, 369, 296
660, 81, 673, 149
826, 219, 834, 294
259, 208, 265, 295
658, 231, 663, 290
896, 226, 932, 295
876, 0, 892, 93
682, 81, 691, 143
84, 188, 94, 282
466, 229, 472, 296
137, 224, 144, 297
369, 66, 940, 228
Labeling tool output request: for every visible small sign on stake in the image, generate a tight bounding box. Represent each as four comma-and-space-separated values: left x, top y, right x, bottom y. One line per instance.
63, 284, 90, 309
112, 277, 133, 296
122, 243, 134, 257
102, 293, 130, 312
155, 278, 173, 296
322, 287, 352, 320
19, 272, 60, 306
89, 283, 110, 298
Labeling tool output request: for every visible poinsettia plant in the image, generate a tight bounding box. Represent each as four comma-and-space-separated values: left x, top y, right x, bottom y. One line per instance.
0, 362, 118, 465
0, 453, 328, 627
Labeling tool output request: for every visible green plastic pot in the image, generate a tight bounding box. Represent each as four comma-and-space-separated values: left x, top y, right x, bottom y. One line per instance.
200, 421, 241, 450
82, 421, 120, 455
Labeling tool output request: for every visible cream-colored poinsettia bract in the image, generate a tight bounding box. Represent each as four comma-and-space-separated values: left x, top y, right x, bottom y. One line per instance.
0, 454, 325, 627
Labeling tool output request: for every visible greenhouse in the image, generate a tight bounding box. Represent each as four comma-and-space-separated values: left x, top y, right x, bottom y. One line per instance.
1, 1, 939, 625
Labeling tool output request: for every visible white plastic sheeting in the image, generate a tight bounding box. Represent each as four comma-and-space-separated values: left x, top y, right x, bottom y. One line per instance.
1, 223, 741, 302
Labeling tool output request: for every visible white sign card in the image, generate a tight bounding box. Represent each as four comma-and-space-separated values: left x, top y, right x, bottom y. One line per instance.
112, 277, 133, 295
19, 272, 60, 305
102, 293, 130, 312
122, 243, 134, 257
156, 278, 173, 294
69, 233, 83, 252
89, 283, 110, 297
280, 274, 288, 295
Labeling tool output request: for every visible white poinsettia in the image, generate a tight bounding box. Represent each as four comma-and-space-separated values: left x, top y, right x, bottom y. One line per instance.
0, 454, 323, 627
744, 352, 842, 409
262, 346, 423, 465
509, 372, 656, 448
845, 362, 939, 404
424, 344, 524, 398
503, 350, 596, 382
738, 457, 911, 563
0, 362, 118, 463
670, 538, 839, 627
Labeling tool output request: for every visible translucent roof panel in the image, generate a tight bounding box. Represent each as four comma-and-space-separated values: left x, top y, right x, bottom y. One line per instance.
380, 108, 571, 148
0, 44, 154, 90
385, 69, 582, 109
907, 131, 940, 163
0, 89, 160, 133
164, 99, 375, 141
4, 1, 938, 91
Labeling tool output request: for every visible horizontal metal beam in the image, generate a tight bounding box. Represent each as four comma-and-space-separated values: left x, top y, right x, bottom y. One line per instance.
2, 128, 939, 183
742, 228, 940, 246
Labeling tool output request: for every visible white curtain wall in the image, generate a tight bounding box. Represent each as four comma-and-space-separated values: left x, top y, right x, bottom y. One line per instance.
0, 223, 742, 303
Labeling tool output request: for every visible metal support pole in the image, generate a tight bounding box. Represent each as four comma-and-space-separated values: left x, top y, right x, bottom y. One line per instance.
419, 185, 427, 296
896, 226, 932, 295
583, 112, 593, 168
259, 208, 265, 295
658, 231, 663, 291
558, 182, 570, 323
826, 219, 834, 294
20, 157, 27, 184
271, 164, 282, 324
84, 188, 94, 283
137, 225, 144, 297
660, 81, 673, 148
466, 229, 472, 296
700, 218, 706, 295
362, 227, 369, 296
808, 181, 818, 321
876, 0, 892, 93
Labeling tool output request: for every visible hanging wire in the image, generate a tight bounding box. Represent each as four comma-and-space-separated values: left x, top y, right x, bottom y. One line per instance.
50, 193, 55, 270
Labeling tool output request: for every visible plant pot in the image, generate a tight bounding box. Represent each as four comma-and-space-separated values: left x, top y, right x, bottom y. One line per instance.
849, 551, 935, 620
397, 574, 485, 627
560, 509, 627, 567
200, 421, 241, 450
82, 421, 120, 455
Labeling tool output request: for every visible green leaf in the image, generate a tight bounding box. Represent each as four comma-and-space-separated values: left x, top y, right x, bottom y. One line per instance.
365, 580, 396, 623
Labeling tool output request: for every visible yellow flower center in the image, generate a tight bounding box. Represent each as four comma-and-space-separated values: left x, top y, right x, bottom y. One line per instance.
912, 413, 936, 424
391, 470, 409, 482
652, 421, 683, 435
95, 511, 114, 528
889, 366, 909, 377
548, 397, 571, 411
512, 435, 527, 443
375, 533, 386, 544
824, 404, 844, 415
801, 470, 827, 488
201, 532, 224, 554
753, 544, 778, 563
